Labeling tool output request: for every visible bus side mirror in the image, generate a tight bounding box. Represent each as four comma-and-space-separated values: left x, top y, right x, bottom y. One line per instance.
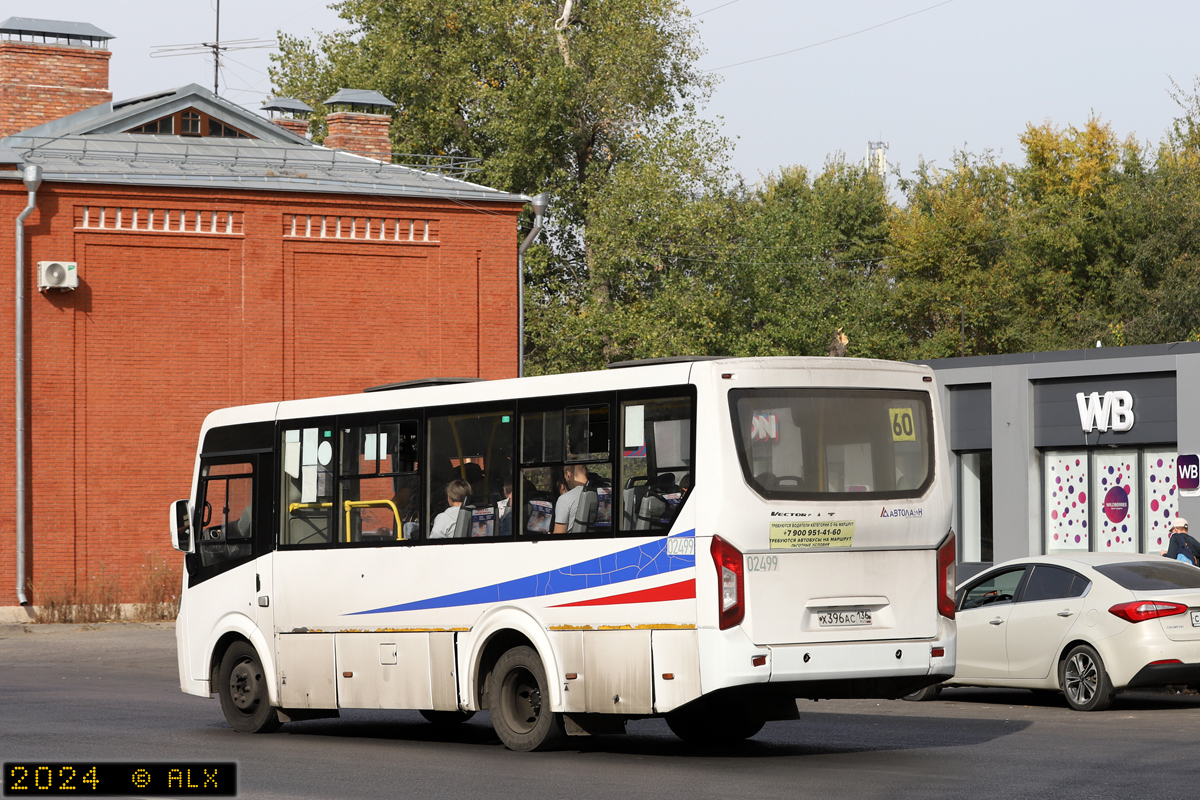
170, 499, 193, 553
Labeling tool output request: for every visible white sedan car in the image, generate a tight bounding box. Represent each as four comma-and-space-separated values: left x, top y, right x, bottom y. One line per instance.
908, 553, 1200, 710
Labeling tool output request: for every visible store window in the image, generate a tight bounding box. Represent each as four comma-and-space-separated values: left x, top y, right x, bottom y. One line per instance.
1045, 451, 1090, 554
1142, 448, 1179, 553
1044, 446, 1180, 555
959, 451, 993, 562
1094, 450, 1137, 553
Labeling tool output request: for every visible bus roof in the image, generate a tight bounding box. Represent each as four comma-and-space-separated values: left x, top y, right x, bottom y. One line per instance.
199, 356, 932, 432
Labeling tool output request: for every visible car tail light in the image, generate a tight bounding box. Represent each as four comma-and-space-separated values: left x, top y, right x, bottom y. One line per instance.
711, 535, 744, 630
937, 532, 956, 619
1108, 601, 1189, 623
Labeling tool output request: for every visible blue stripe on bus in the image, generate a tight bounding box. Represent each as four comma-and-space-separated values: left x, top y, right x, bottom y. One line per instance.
344, 529, 697, 615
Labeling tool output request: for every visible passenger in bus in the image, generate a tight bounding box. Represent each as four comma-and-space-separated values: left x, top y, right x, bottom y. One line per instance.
552, 464, 589, 534
429, 479, 472, 539
498, 481, 513, 537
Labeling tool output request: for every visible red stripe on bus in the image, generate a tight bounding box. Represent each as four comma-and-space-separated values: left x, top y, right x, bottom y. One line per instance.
549, 579, 695, 608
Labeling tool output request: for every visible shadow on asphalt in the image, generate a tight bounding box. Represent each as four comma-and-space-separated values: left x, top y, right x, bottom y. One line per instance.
933, 686, 1200, 712
270, 707, 1031, 758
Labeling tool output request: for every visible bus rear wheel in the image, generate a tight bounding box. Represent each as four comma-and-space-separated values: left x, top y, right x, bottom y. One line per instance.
217, 641, 282, 734
488, 646, 565, 751
420, 710, 475, 725
665, 703, 765, 745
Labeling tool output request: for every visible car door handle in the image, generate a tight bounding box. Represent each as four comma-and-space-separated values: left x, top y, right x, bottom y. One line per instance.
1057, 610, 1074, 617
989, 617, 1004, 625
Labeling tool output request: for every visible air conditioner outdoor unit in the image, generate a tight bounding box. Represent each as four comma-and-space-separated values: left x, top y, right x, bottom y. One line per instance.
38, 261, 78, 291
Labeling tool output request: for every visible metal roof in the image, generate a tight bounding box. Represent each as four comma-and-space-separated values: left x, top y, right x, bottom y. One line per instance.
2, 134, 522, 202
262, 97, 315, 115
0, 82, 520, 203
324, 89, 396, 111
0, 17, 114, 43
915, 341, 1200, 370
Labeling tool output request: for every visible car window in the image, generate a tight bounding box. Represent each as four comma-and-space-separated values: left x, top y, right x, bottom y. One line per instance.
960, 567, 1026, 610
1020, 565, 1090, 602
1093, 561, 1200, 591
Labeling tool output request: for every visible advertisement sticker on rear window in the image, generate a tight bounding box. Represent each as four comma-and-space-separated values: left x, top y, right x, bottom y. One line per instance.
770, 520, 855, 549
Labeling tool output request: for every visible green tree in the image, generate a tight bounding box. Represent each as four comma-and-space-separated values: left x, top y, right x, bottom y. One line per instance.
271, 0, 714, 347
731, 160, 896, 359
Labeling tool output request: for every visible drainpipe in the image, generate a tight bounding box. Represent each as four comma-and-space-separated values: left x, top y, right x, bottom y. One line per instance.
15, 163, 42, 606
517, 193, 548, 378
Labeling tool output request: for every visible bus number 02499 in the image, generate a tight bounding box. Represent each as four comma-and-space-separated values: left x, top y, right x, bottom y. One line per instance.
745, 555, 778, 572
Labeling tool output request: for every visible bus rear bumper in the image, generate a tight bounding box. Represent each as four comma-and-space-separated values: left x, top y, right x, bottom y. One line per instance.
699, 618, 956, 701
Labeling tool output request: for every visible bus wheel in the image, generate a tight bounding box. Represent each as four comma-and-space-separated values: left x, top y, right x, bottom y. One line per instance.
902, 683, 942, 702
665, 703, 764, 745
420, 710, 476, 725
488, 646, 566, 751
217, 641, 282, 734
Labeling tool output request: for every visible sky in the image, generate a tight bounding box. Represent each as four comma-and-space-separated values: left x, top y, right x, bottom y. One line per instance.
17, 0, 1200, 187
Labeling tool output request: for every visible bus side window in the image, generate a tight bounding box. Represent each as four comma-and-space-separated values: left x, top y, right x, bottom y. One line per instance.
280, 425, 335, 546
197, 461, 254, 568
619, 396, 693, 533
339, 421, 420, 543
519, 403, 613, 537
426, 409, 514, 540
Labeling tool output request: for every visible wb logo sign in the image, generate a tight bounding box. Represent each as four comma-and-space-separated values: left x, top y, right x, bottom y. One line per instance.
1179, 455, 1200, 492
1076, 391, 1134, 433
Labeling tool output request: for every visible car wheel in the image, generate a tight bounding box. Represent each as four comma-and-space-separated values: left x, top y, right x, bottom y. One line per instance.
218, 641, 282, 733
488, 646, 566, 751
902, 683, 943, 702
1059, 644, 1114, 712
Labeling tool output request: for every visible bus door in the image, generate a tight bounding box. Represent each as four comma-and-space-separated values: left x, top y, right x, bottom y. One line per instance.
187, 450, 275, 681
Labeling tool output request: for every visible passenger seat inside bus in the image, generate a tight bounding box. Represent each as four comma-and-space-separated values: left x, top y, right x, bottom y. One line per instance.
569, 476, 612, 534
631, 473, 683, 530
453, 496, 497, 538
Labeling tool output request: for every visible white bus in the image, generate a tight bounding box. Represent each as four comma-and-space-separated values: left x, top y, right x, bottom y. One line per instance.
169, 356, 956, 750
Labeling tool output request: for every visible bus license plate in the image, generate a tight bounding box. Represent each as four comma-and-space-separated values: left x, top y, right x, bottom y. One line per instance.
817, 609, 872, 627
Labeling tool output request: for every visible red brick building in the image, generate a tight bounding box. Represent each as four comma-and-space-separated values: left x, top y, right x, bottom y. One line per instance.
0, 18, 526, 616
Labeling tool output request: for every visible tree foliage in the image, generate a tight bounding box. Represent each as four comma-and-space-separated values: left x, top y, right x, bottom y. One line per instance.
271, 9, 1200, 371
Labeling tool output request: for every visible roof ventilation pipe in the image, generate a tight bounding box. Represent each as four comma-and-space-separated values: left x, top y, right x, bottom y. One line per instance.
14, 162, 41, 606
517, 192, 549, 378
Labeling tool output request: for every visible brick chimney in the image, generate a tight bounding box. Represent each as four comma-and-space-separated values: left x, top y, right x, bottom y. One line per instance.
273, 117, 310, 139
0, 18, 114, 139
321, 88, 395, 163
324, 112, 392, 161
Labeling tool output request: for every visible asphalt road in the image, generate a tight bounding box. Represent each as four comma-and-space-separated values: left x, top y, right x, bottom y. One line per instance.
2, 623, 1198, 799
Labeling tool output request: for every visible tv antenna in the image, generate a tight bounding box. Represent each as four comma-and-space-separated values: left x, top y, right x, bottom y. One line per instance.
150, 0, 275, 95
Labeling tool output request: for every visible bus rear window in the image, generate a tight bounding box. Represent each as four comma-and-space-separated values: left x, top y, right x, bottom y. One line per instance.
729, 388, 933, 500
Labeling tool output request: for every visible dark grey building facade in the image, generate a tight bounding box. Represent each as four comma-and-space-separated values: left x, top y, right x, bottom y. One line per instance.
920, 343, 1200, 579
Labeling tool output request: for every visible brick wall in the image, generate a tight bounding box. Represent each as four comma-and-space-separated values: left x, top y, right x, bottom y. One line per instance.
0, 178, 521, 606
323, 112, 392, 162
0, 42, 112, 138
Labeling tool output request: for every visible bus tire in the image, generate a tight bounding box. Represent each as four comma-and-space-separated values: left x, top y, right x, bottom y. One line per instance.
488, 646, 566, 751
217, 641, 282, 734
665, 703, 765, 745
902, 684, 942, 702
420, 710, 476, 725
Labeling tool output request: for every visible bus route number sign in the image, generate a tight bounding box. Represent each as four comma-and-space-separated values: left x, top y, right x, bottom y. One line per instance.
889, 408, 916, 442
769, 520, 855, 549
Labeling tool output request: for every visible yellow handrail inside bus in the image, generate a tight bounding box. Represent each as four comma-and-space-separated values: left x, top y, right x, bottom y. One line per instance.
288, 502, 333, 514
344, 499, 402, 542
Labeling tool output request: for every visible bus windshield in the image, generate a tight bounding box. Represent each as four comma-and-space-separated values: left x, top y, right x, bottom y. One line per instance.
730, 388, 933, 500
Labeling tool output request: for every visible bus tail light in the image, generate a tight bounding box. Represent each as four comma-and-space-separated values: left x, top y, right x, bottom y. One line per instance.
1108, 601, 1189, 623
711, 535, 744, 630
937, 532, 956, 619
